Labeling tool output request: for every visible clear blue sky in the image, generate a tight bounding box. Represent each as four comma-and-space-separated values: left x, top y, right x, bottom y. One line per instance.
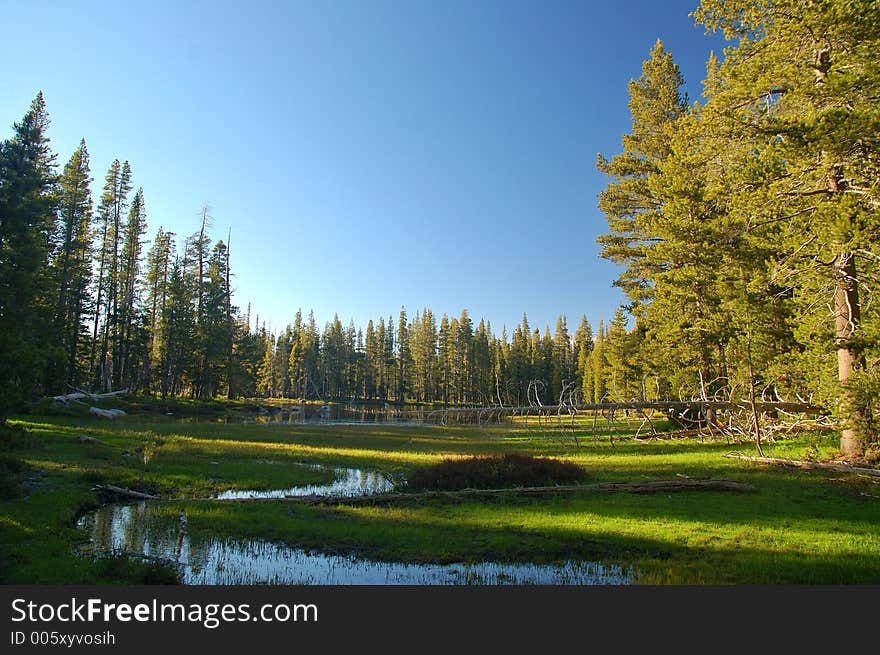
1, 0, 726, 336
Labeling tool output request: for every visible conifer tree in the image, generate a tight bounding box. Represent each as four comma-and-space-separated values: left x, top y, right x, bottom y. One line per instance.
574, 315, 594, 401
117, 188, 147, 388
396, 307, 410, 402
692, 0, 880, 454
590, 320, 607, 403
596, 40, 687, 310
144, 228, 174, 393
438, 314, 451, 403
552, 315, 572, 399
52, 140, 93, 386
0, 93, 58, 416
257, 329, 276, 397
91, 159, 132, 390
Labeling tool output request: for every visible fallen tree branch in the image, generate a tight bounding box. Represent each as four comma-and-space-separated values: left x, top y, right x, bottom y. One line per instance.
53, 388, 129, 403
214, 478, 755, 505
94, 484, 159, 500
723, 454, 880, 478
633, 428, 707, 440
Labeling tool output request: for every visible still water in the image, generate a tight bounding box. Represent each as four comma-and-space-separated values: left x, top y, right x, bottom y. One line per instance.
77, 502, 631, 585
193, 402, 498, 426
215, 464, 394, 500
77, 463, 632, 585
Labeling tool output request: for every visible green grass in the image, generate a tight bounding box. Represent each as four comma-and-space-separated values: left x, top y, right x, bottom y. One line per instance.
1, 405, 878, 584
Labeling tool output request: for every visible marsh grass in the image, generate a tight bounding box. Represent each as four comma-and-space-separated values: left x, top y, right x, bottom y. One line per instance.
1, 402, 878, 584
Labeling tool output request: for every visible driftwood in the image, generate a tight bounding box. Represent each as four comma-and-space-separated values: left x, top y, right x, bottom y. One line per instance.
400, 400, 825, 417
214, 478, 754, 505
53, 388, 128, 403
95, 484, 158, 500
723, 454, 880, 478
88, 407, 126, 420
633, 428, 708, 440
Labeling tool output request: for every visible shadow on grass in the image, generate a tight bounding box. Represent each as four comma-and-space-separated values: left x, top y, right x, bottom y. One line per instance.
167, 495, 880, 584
6, 416, 875, 584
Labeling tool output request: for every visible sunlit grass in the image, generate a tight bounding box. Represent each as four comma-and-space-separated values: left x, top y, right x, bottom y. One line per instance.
1, 405, 877, 584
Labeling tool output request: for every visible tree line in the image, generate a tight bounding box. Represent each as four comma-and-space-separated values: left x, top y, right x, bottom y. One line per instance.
2, 1, 876, 459
595, 0, 879, 456
0, 95, 630, 413
255, 309, 605, 406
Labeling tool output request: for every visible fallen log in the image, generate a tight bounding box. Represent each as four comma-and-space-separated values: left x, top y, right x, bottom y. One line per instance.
52, 392, 89, 403
53, 388, 128, 403
632, 428, 710, 440
215, 478, 754, 505
723, 454, 880, 478
88, 407, 126, 420
95, 484, 158, 500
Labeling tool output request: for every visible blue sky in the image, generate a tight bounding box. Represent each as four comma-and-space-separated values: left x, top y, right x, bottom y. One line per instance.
1, 0, 726, 336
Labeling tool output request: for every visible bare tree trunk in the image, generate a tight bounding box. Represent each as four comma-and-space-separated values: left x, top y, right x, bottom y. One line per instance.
835, 250, 863, 457
196, 205, 209, 398
226, 228, 235, 399
744, 323, 765, 457
110, 196, 121, 391
89, 226, 108, 390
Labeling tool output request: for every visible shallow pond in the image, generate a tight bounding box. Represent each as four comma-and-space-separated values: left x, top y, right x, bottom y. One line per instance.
77, 503, 631, 584
215, 464, 394, 500
77, 463, 632, 585
183, 402, 492, 426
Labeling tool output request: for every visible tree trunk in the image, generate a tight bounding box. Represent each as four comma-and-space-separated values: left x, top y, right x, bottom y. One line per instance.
835, 250, 863, 458
226, 229, 235, 399
723, 453, 880, 476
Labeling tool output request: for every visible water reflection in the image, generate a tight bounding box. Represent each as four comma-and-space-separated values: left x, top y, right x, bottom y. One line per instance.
192, 402, 496, 426
215, 465, 394, 500
77, 502, 632, 585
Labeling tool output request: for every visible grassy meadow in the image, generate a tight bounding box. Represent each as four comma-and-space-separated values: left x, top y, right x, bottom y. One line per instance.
1, 400, 878, 584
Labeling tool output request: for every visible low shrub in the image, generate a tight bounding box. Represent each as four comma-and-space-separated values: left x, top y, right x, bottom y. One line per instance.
0, 422, 32, 451
0, 454, 28, 498
405, 453, 587, 492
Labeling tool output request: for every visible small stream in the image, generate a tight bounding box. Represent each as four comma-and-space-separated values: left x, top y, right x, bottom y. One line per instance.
77, 463, 633, 585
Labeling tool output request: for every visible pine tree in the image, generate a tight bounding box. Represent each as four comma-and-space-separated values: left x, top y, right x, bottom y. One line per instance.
201, 240, 234, 397
456, 310, 474, 403
396, 307, 410, 402
363, 319, 376, 399
0, 93, 58, 417
604, 307, 640, 401
257, 328, 276, 397
693, 0, 880, 454
473, 319, 492, 404
117, 188, 147, 388
91, 159, 132, 390
438, 314, 451, 403
52, 139, 93, 387
596, 40, 687, 310
144, 228, 174, 393
552, 315, 572, 399
161, 253, 196, 397
590, 320, 606, 403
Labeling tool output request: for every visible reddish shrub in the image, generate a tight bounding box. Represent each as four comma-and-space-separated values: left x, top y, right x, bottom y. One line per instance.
405, 453, 587, 491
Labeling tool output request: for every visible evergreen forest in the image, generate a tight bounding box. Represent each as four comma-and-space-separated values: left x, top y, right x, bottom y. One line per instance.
1, 0, 878, 459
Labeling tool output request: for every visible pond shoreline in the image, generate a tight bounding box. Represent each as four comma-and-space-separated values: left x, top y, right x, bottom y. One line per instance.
76, 461, 633, 585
